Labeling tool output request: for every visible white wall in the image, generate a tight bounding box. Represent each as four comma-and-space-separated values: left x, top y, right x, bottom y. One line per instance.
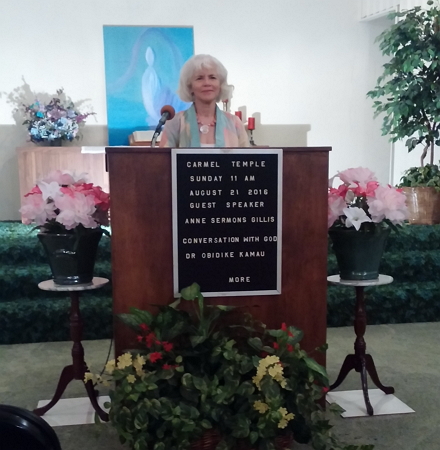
0, 0, 392, 220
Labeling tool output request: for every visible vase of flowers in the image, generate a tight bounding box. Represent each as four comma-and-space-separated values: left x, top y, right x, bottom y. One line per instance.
87, 283, 373, 450
19, 170, 110, 285
21, 89, 95, 145
328, 167, 408, 280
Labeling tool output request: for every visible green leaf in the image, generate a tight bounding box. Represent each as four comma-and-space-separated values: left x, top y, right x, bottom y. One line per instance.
248, 337, 263, 351
236, 381, 255, 396
190, 335, 206, 347
181, 373, 194, 388
179, 386, 200, 403
180, 283, 201, 300
215, 440, 229, 450
304, 356, 328, 379
129, 308, 153, 326
250, 431, 259, 445
193, 376, 208, 393
201, 419, 213, 429
154, 441, 165, 450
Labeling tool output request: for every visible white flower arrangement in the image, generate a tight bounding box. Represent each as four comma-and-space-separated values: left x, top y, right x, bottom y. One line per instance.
21, 89, 95, 143
328, 167, 409, 231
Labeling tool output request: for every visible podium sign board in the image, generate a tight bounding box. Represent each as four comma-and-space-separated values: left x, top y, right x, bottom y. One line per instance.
172, 149, 282, 297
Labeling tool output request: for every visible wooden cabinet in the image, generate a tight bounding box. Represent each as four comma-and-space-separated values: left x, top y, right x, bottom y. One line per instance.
16, 146, 109, 199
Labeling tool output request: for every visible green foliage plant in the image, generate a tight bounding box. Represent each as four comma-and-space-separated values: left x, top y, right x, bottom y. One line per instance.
397, 163, 440, 190
367, 0, 440, 183
88, 283, 373, 450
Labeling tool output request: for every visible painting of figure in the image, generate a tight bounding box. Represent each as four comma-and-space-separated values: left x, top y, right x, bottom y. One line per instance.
103, 26, 194, 145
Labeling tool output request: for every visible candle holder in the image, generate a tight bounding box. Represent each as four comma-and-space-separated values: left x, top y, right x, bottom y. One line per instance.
249, 130, 256, 146
247, 117, 256, 146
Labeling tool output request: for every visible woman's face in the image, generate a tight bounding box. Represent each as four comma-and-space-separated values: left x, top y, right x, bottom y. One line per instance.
190, 66, 221, 104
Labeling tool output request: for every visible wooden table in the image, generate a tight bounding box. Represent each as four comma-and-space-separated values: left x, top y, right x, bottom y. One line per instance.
33, 277, 109, 422
327, 274, 395, 416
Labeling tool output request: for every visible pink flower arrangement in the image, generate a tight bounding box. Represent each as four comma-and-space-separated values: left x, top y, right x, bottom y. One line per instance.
20, 170, 110, 232
328, 167, 408, 231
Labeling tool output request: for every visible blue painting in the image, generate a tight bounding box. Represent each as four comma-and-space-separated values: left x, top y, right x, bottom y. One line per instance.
103, 26, 194, 145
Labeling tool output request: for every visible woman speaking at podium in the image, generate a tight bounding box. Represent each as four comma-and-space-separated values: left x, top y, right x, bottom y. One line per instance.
159, 54, 249, 148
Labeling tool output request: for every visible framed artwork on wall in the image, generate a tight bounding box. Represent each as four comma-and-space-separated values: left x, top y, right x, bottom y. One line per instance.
103, 26, 194, 146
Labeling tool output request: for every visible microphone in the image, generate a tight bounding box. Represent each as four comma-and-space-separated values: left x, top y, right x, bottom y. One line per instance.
151, 105, 175, 147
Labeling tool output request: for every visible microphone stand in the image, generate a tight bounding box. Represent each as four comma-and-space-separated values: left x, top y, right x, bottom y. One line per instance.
151, 131, 160, 148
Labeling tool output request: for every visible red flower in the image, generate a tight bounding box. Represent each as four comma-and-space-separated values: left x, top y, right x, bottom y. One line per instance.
322, 387, 329, 394
136, 335, 143, 342
139, 323, 149, 331
261, 352, 268, 358
288, 331, 293, 337
281, 323, 287, 331
162, 342, 173, 352
24, 185, 42, 197
273, 342, 279, 349
149, 352, 163, 363
162, 364, 175, 370
287, 344, 293, 352
146, 333, 156, 347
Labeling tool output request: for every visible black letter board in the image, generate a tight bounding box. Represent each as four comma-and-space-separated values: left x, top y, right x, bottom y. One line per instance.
172, 149, 282, 297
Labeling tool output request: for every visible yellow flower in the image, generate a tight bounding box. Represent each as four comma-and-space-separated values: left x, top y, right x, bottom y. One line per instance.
264, 355, 280, 366
133, 355, 146, 376
253, 400, 269, 414
126, 374, 136, 384
278, 407, 288, 417
268, 365, 283, 378
278, 418, 288, 429
105, 359, 116, 374
84, 372, 94, 383
117, 353, 132, 369
277, 407, 295, 428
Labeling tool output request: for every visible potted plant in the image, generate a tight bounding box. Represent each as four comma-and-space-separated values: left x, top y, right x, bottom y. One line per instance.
88, 283, 373, 450
21, 88, 95, 145
328, 167, 408, 280
367, 0, 440, 223
19, 170, 110, 284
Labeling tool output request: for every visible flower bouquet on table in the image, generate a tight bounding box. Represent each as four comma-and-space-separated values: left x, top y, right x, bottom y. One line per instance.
88, 283, 373, 450
21, 89, 95, 144
328, 167, 408, 280
19, 170, 110, 285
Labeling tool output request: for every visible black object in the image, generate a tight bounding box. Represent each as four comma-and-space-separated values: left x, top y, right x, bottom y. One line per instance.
0, 404, 62, 450
328, 226, 390, 280
151, 105, 175, 145
38, 229, 103, 285
174, 151, 281, 294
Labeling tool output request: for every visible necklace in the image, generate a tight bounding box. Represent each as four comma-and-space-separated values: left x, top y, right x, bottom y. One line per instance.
196, 115, 216, 134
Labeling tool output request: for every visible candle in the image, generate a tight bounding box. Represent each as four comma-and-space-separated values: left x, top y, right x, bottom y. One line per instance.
235, 111, 242, 120
247, 117, 255, 130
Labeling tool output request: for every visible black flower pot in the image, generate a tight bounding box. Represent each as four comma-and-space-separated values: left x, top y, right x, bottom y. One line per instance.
38, 228, 103, 285
328, 226, 390, 280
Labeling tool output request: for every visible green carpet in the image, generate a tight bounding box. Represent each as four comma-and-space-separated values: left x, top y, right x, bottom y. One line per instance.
0, 222, 112, 344
0, 221, 439, 344
327, 224, 440, 327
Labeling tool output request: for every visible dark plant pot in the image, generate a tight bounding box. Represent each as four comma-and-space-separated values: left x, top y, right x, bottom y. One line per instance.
328, 227, 390, 280
48, 138, 63, 147
38, 229, 103, 285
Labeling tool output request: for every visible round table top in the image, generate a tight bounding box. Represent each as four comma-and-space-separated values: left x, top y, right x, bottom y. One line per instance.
327, 274, 393, 287
38, 277, 109, 292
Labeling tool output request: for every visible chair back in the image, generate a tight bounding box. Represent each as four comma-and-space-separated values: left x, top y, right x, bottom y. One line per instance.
0, 405, 62, 450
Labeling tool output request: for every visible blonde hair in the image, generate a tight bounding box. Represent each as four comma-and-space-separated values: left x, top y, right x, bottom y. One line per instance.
177, 54, 233, 103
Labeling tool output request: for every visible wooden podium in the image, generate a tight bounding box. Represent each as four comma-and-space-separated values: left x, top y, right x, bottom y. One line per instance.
106, 147, 330, 366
